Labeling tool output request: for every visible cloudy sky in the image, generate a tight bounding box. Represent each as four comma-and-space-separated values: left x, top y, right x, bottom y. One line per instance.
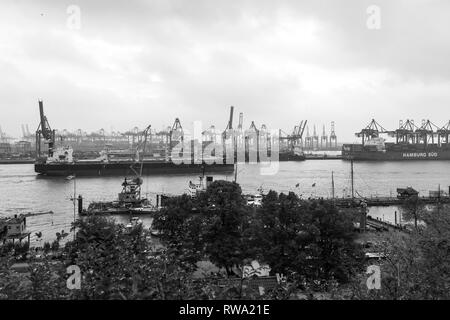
1, 0, 449, 141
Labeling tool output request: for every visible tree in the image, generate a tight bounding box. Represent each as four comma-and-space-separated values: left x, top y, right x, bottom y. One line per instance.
400, 196, 426, 230
153, 180, 254, 276
197, 180, 251, 276
250, 193, 363, 287
353, 207, 450, 300
305, 200, 363, 284
64, 215, 208, 299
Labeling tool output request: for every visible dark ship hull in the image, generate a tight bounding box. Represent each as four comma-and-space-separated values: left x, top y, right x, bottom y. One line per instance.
278, 152, 306, 161
35, 161, 234, 176
342, 143, 450, 161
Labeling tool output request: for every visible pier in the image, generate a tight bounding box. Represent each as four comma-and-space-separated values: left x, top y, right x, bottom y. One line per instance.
331, 195, 450, 208
1, 232, 32, 245
366, 216, 409, 232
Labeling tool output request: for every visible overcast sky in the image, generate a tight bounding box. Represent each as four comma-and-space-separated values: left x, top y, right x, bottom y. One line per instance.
1, 0, 450, 142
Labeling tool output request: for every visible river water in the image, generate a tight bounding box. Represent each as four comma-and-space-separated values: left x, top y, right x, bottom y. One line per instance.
1, 160, 450, 244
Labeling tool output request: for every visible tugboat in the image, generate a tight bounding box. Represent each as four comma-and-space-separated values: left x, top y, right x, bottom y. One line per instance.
80, 177, 157, 216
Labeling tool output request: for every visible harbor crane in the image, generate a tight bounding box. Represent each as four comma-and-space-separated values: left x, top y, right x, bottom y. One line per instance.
169, 118, 184, 148
238, 112, 243, 131
415, 120, 439, 145
222, 106, 234, 141
222, 106, 235, 160
36, 100, 55, 158
130, 124, 152, 177
356, 119, 388, 146
394, 119, 419, 144
321, 125, 328, 149
235, 112, 244, 148
437, 121, 450, 145
312, 125, 319, 149
329, 121, 337, 148
278, 120, 307, 151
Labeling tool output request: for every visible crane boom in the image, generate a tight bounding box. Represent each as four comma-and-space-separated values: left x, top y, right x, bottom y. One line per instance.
228, 106, 234, 130
299, 120, 308, 138
38, 101, 50, 139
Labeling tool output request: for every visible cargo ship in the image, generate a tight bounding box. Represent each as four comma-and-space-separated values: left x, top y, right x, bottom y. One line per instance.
342, 119, 450, 161
35, 146, 234, 176
33, 100, 236, 176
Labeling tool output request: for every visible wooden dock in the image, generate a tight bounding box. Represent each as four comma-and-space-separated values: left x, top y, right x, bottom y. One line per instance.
366, 216, 409, 232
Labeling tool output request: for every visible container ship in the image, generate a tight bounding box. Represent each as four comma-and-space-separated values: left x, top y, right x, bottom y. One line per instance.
342, 119, 450, 161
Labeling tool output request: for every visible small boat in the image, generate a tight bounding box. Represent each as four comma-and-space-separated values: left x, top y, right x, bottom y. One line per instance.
245, 187, 264, 206
188, 175, 214, 198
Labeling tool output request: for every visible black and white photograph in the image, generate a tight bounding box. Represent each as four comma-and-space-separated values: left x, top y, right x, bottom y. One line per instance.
0, 0, 449, 311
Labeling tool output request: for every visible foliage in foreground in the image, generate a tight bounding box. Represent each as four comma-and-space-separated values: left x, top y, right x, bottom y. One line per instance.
153, 180, 365, 288
2, 181, 449, 299
352, 207, 450, 300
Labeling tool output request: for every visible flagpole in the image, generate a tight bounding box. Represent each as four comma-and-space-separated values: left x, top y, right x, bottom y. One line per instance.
73, 174, 76, 240
332, 171, 335, 201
